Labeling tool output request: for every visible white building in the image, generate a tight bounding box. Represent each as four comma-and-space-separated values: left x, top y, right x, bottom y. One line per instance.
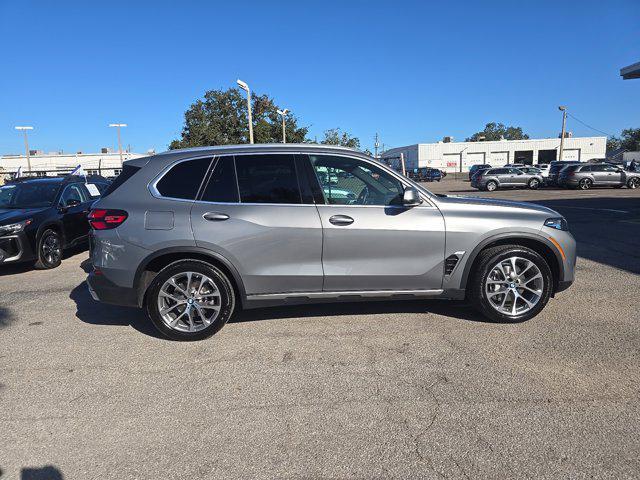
0, 150, 147, 177
382, 136, 607, 173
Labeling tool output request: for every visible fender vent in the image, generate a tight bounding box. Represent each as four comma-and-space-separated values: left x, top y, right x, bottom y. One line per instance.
444, 251, 465, 276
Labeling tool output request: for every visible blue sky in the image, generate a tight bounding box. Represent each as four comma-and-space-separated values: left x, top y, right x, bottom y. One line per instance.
1, 0, 638, 155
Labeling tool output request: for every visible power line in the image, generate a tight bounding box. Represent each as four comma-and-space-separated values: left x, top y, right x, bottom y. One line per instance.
566, 112, 614, 137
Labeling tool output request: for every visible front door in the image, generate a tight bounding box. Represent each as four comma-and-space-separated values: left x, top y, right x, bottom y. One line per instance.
306, 154, 446, 292
190, 154, 323, 296
59, 183, 89, 244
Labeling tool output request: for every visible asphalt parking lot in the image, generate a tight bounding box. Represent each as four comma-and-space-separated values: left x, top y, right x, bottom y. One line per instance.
1, 180, 639, 479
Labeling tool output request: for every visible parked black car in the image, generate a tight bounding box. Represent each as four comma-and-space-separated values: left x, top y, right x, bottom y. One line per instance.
408, 167, 444, 182
546, 161, 582, 186
468, 164, 491, 181
0, 175, 110, 269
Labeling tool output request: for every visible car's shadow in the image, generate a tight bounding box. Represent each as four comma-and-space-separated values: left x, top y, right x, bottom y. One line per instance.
0, 244, 88, 277
70, 279, 488, 339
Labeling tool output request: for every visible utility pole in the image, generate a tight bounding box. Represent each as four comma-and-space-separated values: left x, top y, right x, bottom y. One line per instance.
109, 123, 127, 166
276, 108, 289, 143
374, 133, 379, 158
558, 106, 567, 161
15, 126, 34, 174
237, 79, 254, 144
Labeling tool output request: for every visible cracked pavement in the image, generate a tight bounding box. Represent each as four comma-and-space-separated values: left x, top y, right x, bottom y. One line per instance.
0, 182, 639, 479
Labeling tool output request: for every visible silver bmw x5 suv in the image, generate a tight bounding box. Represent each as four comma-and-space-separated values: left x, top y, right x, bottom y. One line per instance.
87, 144, 576, 340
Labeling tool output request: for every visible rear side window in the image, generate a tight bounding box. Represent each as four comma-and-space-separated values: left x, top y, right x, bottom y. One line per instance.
156, 157, 212, 200
200, 156, 239, 203
235, 154, 302, 204
101, 165, 140, 198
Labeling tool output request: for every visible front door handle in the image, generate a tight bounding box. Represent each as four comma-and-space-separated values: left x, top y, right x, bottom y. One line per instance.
329, 214, 354, 226
203, 212, 230, 221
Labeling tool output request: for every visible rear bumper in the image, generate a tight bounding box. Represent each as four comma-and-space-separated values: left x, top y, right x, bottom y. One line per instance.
87, 270, 138, 307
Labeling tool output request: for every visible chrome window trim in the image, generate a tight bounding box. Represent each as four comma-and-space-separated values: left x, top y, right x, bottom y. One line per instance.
149, 150, 436, 209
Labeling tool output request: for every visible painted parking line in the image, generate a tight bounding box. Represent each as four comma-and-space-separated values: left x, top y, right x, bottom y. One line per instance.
549, 205, 630, 214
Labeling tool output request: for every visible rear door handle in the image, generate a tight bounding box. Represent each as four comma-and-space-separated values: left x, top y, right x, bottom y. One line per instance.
203, 212, 230, 221
329, 214, 354, 226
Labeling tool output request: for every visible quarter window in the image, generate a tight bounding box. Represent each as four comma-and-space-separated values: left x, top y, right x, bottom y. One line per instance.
310, 155, 404, 206
235, 154, 302, 204
156, 157, 212, 200
200, 156, 239, 203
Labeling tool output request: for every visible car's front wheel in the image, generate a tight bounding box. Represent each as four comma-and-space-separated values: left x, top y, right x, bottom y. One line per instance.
34, 229, 63, 269
145, 260, 236, 341
468, 245, 553, 323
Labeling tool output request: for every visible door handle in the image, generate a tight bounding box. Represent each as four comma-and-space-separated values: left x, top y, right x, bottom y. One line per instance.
203, 212, 230, 221
329, 214, 354, 226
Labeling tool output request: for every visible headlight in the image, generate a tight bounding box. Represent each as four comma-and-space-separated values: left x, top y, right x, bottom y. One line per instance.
0, 219, 32, 235
544, 217, 568, 231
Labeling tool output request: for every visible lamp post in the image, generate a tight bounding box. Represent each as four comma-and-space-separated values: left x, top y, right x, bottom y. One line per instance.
14, 126, 33, 174
558, 106, 567, 161
236, 79, 254, 144
276, 108, 289, 143
108, 123, 127, 166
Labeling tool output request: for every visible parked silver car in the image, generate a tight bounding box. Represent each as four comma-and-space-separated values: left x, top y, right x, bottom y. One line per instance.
471, 167, 544, 191
87, 144, 576, 340
558, 163, 640, 189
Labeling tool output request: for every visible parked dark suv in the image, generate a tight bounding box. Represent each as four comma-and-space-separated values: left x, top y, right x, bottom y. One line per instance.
0, 175, 109, 269
87, 144, 576, 341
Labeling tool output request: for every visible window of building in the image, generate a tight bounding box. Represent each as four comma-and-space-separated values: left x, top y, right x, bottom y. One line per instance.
235, 154, 302, 204
155, 158, 212, 200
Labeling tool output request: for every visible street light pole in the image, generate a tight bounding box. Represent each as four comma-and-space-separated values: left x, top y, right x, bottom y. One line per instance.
14, 126, 34, 174
276, 109, 289, 143
237, 79, 254, 144
558, 106, 567, 161
109, 123, 127, 166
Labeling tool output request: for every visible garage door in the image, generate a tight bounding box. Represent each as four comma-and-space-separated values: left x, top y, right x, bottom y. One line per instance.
562, 149, 580, 161
443, 153, 460, 172
490, 151, 509, 166
465, 152, 485, 170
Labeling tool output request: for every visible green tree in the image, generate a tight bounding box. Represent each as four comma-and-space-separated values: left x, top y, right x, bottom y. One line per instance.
619, 128, 640, 151
320, 128, 361, 149
169, 88, 308, 149
466, 122, 530, 142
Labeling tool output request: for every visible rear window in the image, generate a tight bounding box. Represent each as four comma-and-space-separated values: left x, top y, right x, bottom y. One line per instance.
101, 165, 140, 198
156, 158, 212, 200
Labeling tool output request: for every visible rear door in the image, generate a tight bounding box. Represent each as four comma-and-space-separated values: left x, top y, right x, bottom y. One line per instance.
190, 153, 323, 296
306, 154, 445, 292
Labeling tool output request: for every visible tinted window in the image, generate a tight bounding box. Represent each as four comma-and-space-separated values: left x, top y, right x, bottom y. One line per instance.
590, 165, 606, 172
0, 181, 60, 208
235, 154, 302, 204
490, 169, 508, 175
60, 184, 86, 206
310, 155, 404, 206
102, 165, 140, 198
201, 156, 239, 203
156, 158, 212, 200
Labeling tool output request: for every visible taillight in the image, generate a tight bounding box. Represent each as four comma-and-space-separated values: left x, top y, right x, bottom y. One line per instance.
88, 209, 128, 230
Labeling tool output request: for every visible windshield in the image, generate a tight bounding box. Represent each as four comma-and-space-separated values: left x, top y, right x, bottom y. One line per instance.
0, 182, 60, 209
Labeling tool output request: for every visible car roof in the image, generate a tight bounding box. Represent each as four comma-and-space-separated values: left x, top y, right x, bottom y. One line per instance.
156, 143, 363, 157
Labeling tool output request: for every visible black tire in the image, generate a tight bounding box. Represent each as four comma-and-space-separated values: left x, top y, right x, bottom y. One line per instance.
486, 181, 498, 192
627, 178, 640, 189
145, 260, 235, 341
34, 229, 63, 269
578, 178, 592, 190
468, 245, 553, 323
528, 178, 541, 190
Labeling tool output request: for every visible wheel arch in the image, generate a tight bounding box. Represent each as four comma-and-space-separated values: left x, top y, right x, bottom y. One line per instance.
460, 233, 564, 294
133, 247, 246, 308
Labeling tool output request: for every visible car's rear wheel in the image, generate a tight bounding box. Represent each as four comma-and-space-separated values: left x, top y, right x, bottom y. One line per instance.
578, 178, 592, 190
528, 178, 541, 189
486, 181, 498, 192
146, 260, 236, 341
468, 245, 553, 323
627, 177, 640, 189
34, 229, 62, 269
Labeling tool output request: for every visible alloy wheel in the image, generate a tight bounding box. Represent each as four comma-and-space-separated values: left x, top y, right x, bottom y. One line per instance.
157, 271, 222, 332
629, 178, 639, 189
485, 256, 544, 317
42, 234, 61, 265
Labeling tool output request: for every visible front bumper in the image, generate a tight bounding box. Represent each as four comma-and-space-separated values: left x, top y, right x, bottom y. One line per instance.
87, 270, 138, 307
0, 232, 35, 265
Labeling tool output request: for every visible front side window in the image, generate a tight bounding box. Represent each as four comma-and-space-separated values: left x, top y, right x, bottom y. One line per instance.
310, 155, 404, 206
155, 157, 212, 200
60, 184, 86, 206
200, 156, 239, 203
235, 154, 302, 204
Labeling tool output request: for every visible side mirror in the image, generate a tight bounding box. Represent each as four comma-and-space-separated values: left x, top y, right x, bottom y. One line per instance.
402, 187, 422, 207
67, 199, 81, 207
